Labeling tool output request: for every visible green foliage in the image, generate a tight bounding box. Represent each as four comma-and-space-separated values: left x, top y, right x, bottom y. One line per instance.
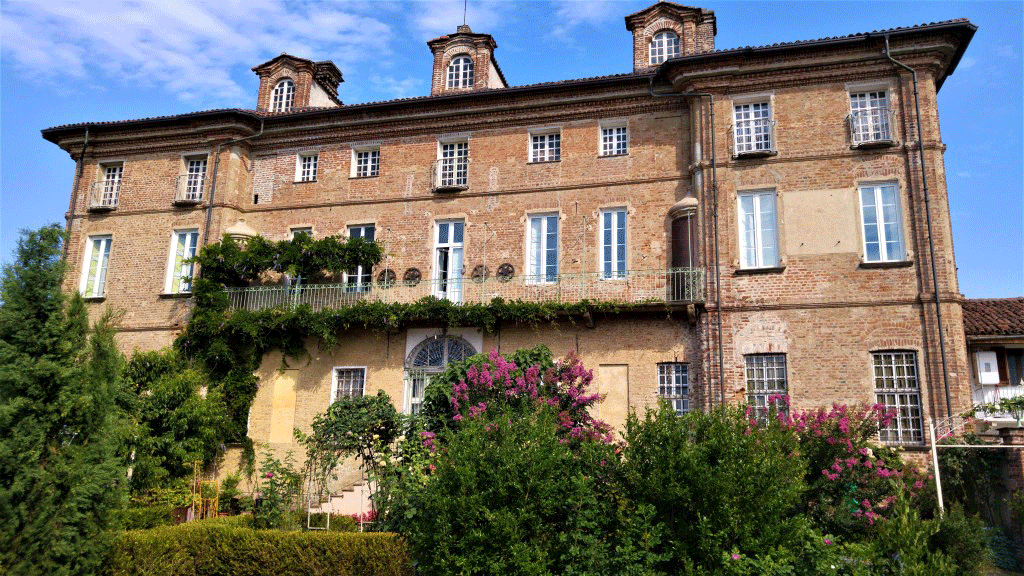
296, 390, 401, 499
937, 434, 1006, 520
121, 506, 175, 530
972, 395, 1024, 421
106, 524, 412, 576
985, 525, 1019, 571
868, 489, 958, 576
253, 452, 302, 530
928, 504, 988, 576
0, 225, 130, 576
620, 404, 807, 573
398, 407, 663, 576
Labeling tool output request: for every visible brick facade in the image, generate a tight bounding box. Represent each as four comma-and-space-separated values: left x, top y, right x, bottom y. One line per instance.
43, 4, 976, 488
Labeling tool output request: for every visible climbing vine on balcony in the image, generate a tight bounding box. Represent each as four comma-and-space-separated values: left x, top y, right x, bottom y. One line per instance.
174, 234, 673, 453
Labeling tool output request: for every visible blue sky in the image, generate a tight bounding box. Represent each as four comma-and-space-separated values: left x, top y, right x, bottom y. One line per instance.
1, 0, 1020, 297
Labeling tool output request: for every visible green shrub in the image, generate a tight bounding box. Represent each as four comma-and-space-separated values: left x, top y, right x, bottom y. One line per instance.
928, 505, 987, 575
121, 506, 175, 530
106, 524, 411, 576
621, 404, 807, 573
985, 526, 1019, 571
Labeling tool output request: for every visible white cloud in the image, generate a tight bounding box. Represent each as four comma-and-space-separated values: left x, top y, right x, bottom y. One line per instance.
408, 0, 511, 39
1, 0, 394, 106
369, 75, 424, 100
958, 55, 976, 69
549, 0, 620, 40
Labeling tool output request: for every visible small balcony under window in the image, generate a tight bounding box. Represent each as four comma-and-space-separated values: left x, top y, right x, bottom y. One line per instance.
431, 157, 469, 193
173, 174, 206, 206
848, 108, 897, 148
88, 180, 120, 212
731, 118, 777, 158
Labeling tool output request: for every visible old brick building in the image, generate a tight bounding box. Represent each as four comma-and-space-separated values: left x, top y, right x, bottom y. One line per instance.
43, 2, 976, 489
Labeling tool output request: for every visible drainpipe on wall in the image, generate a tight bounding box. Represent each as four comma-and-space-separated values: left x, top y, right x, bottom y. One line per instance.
64, 126, 90, 261
883, 35, 953, 419
202, 119, 265, 247
649, 76, 725, 406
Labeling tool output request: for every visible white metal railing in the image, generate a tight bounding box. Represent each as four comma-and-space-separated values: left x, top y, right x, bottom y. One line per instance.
971, 385, 1024, 421
88, 181, 119, 210
732, 118, 776, 156
225, 268, 704, 311
174, 174, 206, 205
431, 157, 469, 192
848, 109, 896, 146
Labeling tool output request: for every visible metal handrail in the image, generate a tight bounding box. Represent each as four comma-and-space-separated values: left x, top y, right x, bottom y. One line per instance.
89, 181, 119, 209
431, 157, 469, 192
225, 268, 705, 311
174, 174, 207, 204
847, 108, 896, 145
731, 118, 776, 155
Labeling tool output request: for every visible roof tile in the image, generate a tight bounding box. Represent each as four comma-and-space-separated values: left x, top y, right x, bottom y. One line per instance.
963, 298, 1024, 336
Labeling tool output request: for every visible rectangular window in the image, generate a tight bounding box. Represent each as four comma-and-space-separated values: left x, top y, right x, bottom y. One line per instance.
733, 101, 773, 155
290, 227, 313, 240
184, 157, 207, 201
600, 124, 628, 156
353, 148, 380, 178
297, 153, 318, 182
98, 164, 122, 208
530, 131, 561, 163
164, 229, 199, 293
528, 214, 558, 283
435, 220, 464, 302
860, 183, 904, 263
347, 224, 375, 292
79, 235, 112, 298
438, 141, 468, 188
658, 363, 690, 414
406, 369, 428, 415
600, 208, 627, 279
850, 91, 892, 145
332, 367, 366, 402
738, 190, 779, 269
873, 351, 923, 444
745, 354, 788, 422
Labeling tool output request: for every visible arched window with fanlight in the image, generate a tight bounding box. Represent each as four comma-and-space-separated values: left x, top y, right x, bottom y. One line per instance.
446, 55, 474, 89
649, 30, 680, 65
404, 336, 477, 414
271, 78, 295, 112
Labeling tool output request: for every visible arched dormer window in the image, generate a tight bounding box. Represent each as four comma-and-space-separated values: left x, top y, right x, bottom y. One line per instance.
649, 30, 680, 65
446, 55, 474, 89
271, 78, 295, 112
404, 335, 477, 413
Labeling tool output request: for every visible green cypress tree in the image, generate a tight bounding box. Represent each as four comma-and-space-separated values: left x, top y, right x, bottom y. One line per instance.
0, 225, 128, 576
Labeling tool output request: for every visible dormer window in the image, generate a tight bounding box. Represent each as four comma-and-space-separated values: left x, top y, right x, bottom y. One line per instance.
447, 56, 474, 89
649, 30, 680, 65
271, 78, 295, 112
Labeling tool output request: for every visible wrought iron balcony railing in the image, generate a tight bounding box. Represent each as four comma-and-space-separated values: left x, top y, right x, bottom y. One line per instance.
848, 108, 896, 147
971, 384, 1024, 422
173, 174, 207, 205
88, 181, 120, 211
225, 267, 705, 312
731, 118, 776, 157
431, 157, 469, 192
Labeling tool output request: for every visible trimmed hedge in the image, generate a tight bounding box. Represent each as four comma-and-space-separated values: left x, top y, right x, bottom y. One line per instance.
107, 524, 412, 576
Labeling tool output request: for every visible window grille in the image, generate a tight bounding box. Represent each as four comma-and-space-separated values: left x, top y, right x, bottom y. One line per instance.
745, 354, 788, 421
733, 102, 774, 154
334, 368, 365, 401
658, 363, 690, 414
873, 351, 922, 444
850, 91, 892, 145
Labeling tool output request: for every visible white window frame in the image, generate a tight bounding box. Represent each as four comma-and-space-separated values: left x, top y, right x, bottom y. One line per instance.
346, 224, 375, 292
182, 155, 207, 202
599, 120, 629, 157
404, 336, 478, 414
164, 229, 200, 294
527, 213, 559, 284
446, 55, 474, 89
98, 163, 123, 207
859, 182, 905, 263
737, 189, 780, 269
351, 146, 380, 178
849, 89, 893, 145
649, 30, 680, 65
290, 227, 313, 240
873, 351, 923, 444
658, 363, 690, 414
529, 128, 561, 163
745, 354, 788, 422
79, 235, 112, 298
732, 98, 774, 155
295, 152, 318, 182
437, 140, 469, 188
271, 78, 295, 112
434, 219, 465, 302
600, 208, 627, 279
330, 366, 367, 403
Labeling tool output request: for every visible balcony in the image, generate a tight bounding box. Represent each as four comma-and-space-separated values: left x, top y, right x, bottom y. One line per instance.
87, 181, 119, 211
971, 384, 1024, 426
431, 157, 469, 193
225, 268, 705, 312
173, 174, 206, 206
848, 108, 896, 148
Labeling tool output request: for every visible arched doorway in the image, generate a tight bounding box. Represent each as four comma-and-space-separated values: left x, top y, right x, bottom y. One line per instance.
404, 335, 477, 414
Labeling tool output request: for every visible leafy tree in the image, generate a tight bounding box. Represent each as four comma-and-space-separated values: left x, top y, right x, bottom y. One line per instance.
0, 225, 129, 575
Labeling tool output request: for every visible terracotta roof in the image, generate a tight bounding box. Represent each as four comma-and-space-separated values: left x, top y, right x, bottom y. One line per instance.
705, 18, 971, 54
963, 298, 1024, 336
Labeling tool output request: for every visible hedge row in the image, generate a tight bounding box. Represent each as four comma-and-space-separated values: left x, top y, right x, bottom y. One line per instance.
107, 524, 412, 576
